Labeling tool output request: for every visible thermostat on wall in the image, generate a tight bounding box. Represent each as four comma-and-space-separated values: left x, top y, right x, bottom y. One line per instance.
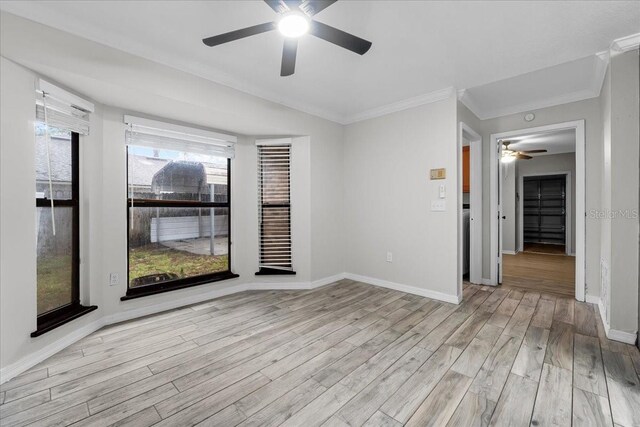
430, 168, 446, 180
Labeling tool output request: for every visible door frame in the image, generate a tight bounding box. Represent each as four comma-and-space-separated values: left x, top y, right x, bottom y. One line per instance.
490, 120, 585, 301
458, 122, 482, 299
518, 171, 572, 255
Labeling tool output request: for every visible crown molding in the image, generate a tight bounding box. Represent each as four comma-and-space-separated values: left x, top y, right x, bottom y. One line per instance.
458, 52, 608, 120
611, 33, 640, 53
478, 88, 601, 120
591, 50, 610, 97
342, 87, 455, 124
457, 89, 484, 120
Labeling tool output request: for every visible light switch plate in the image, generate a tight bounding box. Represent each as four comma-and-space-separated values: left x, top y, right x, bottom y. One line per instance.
431, 200, 446, 212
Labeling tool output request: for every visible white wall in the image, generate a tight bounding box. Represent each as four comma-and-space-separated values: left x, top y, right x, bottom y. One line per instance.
343, 95, 460, 302
478, 98, 603, 298
600, 48, 639, 336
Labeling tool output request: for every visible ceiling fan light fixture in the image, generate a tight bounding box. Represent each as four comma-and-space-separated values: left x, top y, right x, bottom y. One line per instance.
501, 154, 516, 163
278, 13, 309, 38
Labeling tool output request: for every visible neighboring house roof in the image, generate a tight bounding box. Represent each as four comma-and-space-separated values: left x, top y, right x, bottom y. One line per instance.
128, 155, 170, 187
35, 136, 72, 183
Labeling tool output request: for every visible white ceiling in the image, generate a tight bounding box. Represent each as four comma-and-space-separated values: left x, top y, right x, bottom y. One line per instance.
504, 128, 576, 156
1, 1, 638, 123
461, 54, 608, 119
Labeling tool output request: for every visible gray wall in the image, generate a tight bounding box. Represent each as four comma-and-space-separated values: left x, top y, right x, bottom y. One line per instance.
344, 96, 460, 301
600, 48, 639, 334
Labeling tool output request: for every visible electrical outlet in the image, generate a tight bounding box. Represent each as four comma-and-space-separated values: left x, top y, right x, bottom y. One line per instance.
386, 252, 393, 262
109, 273, 119, 286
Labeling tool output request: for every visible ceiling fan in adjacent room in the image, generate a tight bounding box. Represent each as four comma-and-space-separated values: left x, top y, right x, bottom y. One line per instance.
201, 0, 372, 76
500, 140, 547, 163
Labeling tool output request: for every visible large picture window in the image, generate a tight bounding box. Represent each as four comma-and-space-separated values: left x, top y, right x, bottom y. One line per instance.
124, 117, 237, 299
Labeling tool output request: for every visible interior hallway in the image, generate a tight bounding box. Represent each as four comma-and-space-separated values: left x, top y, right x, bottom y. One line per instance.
502, 252, 575, 298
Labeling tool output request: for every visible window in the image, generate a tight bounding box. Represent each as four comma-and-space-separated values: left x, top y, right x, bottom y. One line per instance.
256, 141, 295, 275
33, 81, 96, 337
124, 116, 237, 299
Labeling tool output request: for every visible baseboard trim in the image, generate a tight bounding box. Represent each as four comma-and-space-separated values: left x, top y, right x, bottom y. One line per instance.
1, 271, 458, 383
481, 278, 495, 286
106, 283, 249, 326
606, 328, 637, 344
596, 299, 637, 345
0, 275, 344, 383
0, 317, 106, 384
585, 295, 600, 304
312, 273, 348, 289
502, 250, 518, 255
344, 273, 461, 304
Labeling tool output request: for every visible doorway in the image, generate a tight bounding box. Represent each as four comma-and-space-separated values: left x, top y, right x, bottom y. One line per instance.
510, 173, 575, 297
458, 122, 482, 299
490, 120, 585, 300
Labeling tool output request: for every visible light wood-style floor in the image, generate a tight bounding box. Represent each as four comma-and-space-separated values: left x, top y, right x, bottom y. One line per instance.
523, 243, 566, 255
503, 252, 576, 298
1, 280, 639, 426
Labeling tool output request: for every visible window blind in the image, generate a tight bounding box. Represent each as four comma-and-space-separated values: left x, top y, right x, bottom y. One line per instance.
35, 80, 94, 234
257, 140, 292, 271
36, 79, 94, 136
124, 115, 236, 158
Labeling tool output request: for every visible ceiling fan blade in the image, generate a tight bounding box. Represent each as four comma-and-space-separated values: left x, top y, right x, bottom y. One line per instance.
264, 0, 290, 13
281, 38, 298, 76
519, 149, 547, 154
299, 0, 337, 16
309, 21, 372, 55
202, 22, 276, 47
516, 153, 532, 160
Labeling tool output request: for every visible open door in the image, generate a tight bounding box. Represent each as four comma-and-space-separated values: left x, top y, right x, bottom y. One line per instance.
497, 139, 504, 284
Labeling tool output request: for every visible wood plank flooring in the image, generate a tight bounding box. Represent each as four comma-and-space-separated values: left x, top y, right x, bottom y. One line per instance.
1, 280, 639, 426
502, 252, 576, 298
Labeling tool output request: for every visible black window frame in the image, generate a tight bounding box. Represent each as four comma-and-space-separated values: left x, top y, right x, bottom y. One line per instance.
32, 132, 97, 337
123, 152, 237, 301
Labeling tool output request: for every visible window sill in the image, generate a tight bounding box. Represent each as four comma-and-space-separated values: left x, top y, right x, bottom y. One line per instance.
121, 272, 239, 301
31, 304, 98, 338
255, 268, 296, 276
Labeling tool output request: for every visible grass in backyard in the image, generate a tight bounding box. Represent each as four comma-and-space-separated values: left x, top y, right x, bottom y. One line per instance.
37, 255, 72, 315
129, 244, 229, 287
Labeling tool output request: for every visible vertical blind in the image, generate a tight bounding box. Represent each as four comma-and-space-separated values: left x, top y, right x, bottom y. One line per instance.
257, 140, 293, 271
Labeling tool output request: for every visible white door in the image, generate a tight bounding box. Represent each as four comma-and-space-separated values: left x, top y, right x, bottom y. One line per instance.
497, 140, 504, 284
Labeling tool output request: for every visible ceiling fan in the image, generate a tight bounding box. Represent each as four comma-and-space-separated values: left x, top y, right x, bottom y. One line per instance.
501, 140, 547, 163
202, 0, 372, 76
